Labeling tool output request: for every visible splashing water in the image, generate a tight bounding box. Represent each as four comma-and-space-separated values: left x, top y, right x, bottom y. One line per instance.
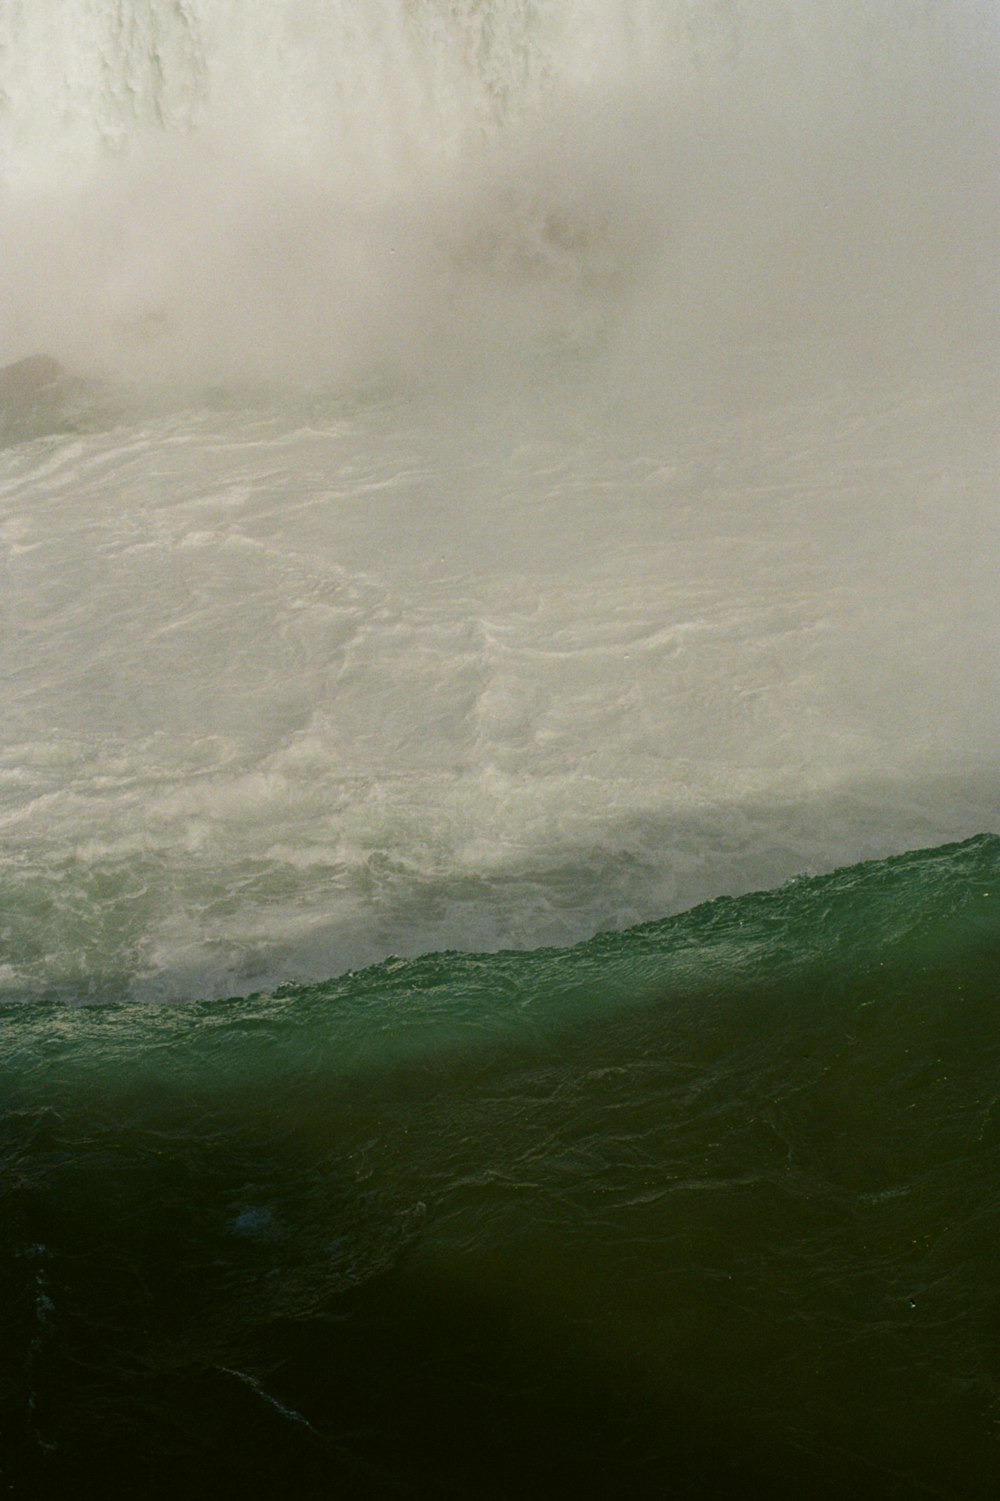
1, 1, 997, 1002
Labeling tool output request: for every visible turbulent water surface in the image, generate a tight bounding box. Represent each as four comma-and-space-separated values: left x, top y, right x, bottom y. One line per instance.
1, 2, 998, 1496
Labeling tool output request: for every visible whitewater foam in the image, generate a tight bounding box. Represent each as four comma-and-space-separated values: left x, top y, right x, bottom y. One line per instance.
0, 2, 997, 1000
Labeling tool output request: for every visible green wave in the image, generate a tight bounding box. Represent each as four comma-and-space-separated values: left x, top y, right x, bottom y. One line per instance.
2, 835, 999, 1498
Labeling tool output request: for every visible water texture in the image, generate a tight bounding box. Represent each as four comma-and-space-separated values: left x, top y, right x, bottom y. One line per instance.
3, 837, 999, 1496
0, 3, 997, 1494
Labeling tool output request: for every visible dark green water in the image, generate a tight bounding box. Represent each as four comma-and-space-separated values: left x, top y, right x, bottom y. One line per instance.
2, 835, 999, 1498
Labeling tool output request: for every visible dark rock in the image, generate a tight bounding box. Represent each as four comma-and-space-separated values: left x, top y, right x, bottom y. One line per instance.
0, 354, 65, 405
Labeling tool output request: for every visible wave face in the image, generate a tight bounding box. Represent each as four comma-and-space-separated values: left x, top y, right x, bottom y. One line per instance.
3, 837, 999, 1496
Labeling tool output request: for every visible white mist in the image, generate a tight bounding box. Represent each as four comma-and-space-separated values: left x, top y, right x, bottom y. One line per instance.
0, 2, 996, 1000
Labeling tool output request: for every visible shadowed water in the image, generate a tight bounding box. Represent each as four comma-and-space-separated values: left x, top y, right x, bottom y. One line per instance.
3, 838, 999, 1496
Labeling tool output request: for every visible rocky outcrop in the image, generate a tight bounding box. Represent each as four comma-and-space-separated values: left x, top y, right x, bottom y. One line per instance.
0, 354, 65, 405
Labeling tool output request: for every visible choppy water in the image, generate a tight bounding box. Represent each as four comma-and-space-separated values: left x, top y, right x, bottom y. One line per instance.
2, 361, 997, 1006
1, 2, 998, 1494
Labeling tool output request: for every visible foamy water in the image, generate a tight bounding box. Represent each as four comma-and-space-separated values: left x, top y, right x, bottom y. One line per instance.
1, 0, 997, 1000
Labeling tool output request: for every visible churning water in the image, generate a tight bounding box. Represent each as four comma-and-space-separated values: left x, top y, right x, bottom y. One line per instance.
1, 3, 998, 1495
